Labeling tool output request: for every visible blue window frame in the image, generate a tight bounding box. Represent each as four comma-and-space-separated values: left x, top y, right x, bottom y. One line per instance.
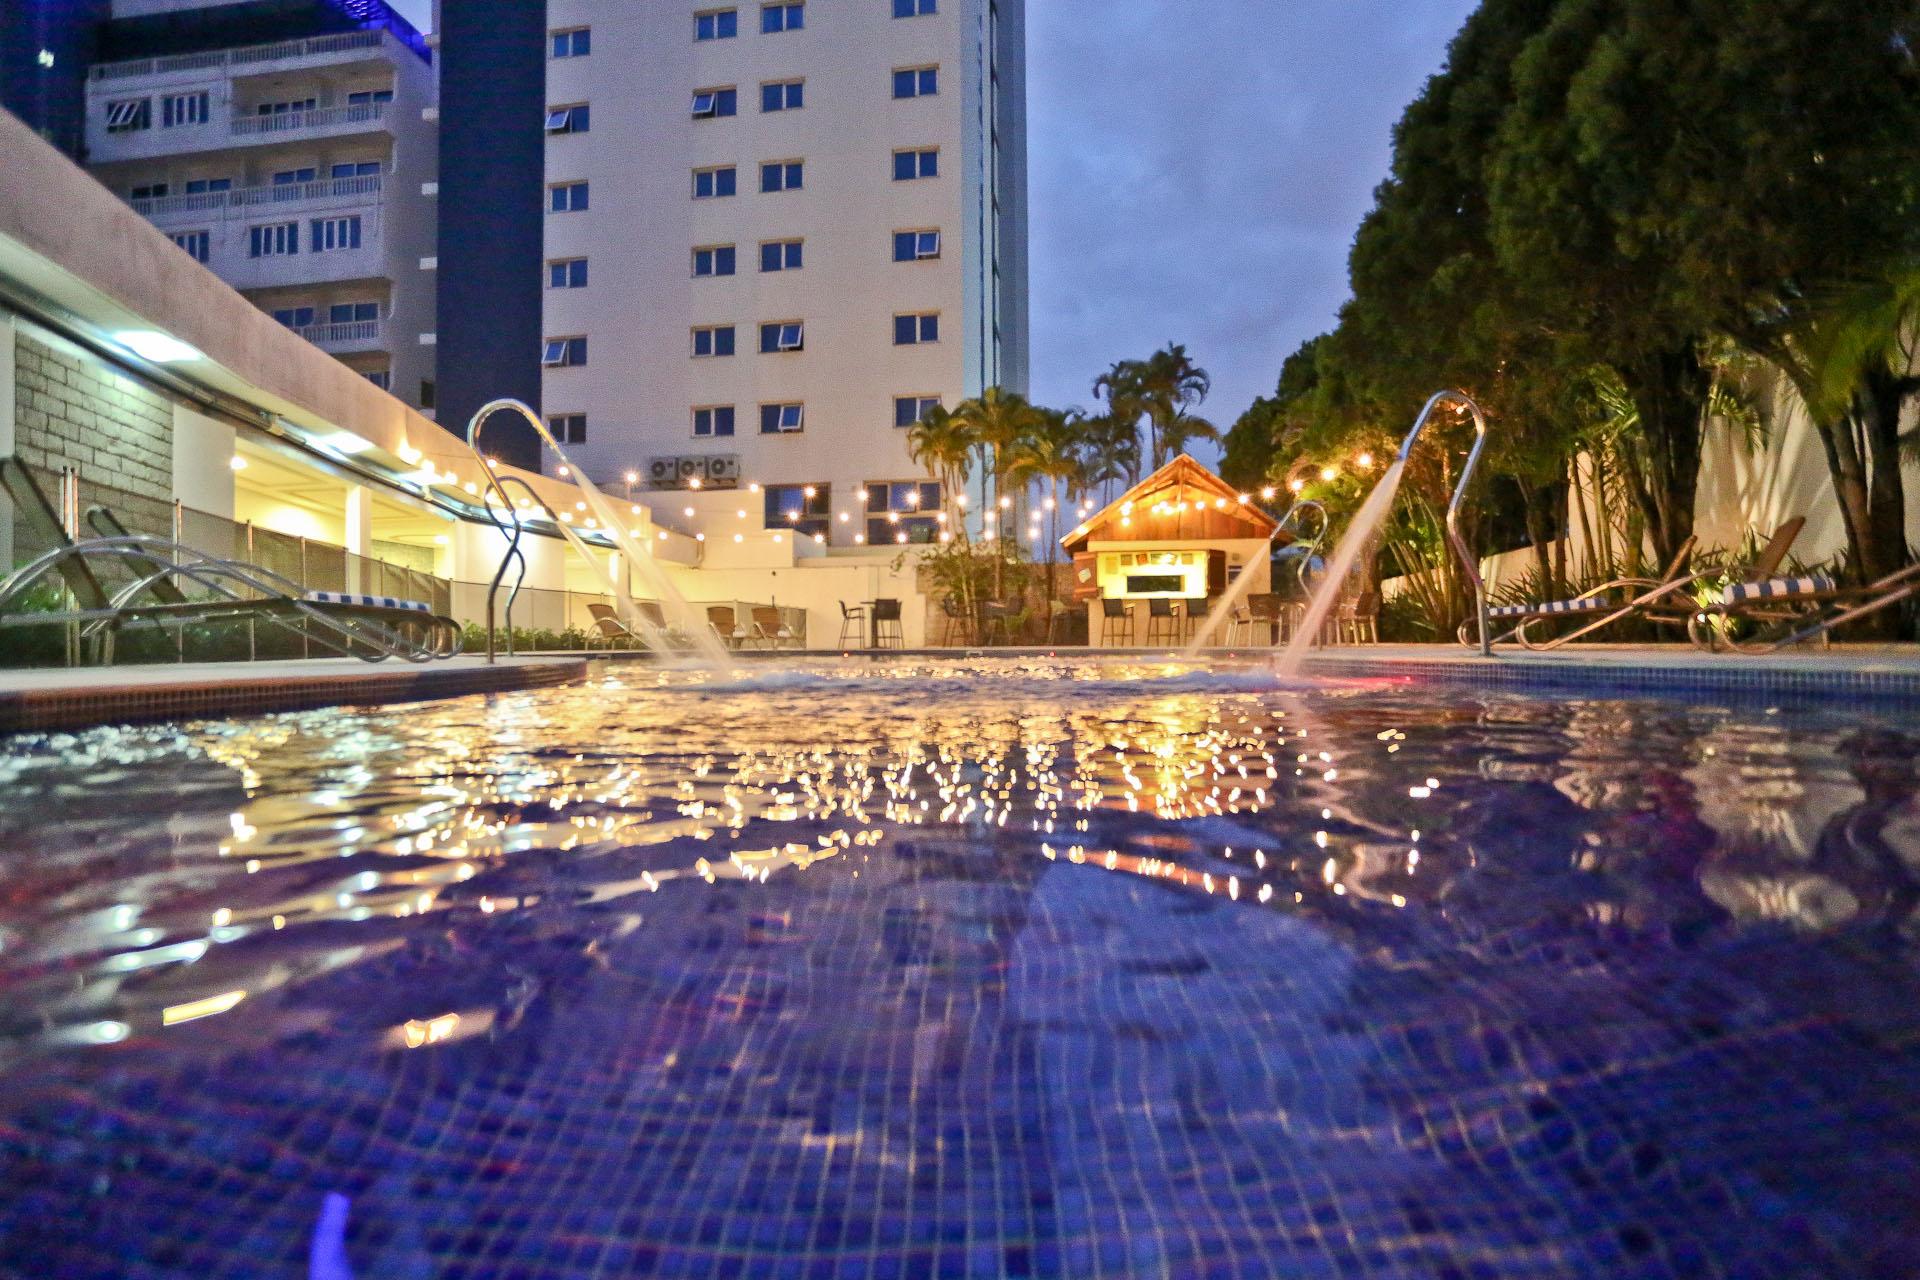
760, 240, 803, 272
764, 482, 828, 535
272, 306, 315, 328
892, 0, 935, 15
893, 313, 939, 345
893, 230, 941, 261
893, 67, 938, 98
694, 406, 736, 438
184, 177, 232, 194
542, 337, 588, 367
545, 104, 590, 134
549, 258, 588, 288
760, 405, 805, 435
330, 301, 379, 324
761, 80, 803, 113
760, 322, 804, 353
310, 215, 362, 252
551, 28, 590, 57
162, 91, 208, 127
894, 395, 941, 427
695, 9, 737, 40
169, 229, 210, 262
892, 148, 938, 181
692, 88, 738, 119
329, 162, 380, 179
248, 222, 298, 257
272, 167, 317, 185
760, 161, 803, 192
761, 2, 803, 32
548, 413, 586, 443
693, 245, 737, 277
344, 89, 393, 107
550, 182, 589, 212
693, 166, 736, 199
693, 325, 737, 357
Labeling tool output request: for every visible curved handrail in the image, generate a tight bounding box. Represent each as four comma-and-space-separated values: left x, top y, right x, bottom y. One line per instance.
1397, 390, 1491, 657
1271, 499, 1329, 596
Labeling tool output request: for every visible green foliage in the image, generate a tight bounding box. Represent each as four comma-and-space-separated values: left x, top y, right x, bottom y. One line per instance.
459, 622, 593, 653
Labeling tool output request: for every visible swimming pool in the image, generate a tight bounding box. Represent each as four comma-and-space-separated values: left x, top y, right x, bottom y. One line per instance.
1, 657, 1916, 1278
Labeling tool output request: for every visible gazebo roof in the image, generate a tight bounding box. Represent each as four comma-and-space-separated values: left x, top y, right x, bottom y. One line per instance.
1060, 454, 1279, 554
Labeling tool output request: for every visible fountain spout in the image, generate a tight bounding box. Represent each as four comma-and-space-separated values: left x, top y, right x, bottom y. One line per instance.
1395, 390, 1492, 657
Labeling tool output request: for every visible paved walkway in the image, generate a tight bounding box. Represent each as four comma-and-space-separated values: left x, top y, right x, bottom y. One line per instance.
0, 656, 589, 735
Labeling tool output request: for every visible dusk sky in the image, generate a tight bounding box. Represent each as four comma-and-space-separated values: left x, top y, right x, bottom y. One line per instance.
395, 0, 1479, 444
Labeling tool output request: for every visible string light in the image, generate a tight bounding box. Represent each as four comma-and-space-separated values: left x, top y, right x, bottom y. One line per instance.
1259, 486, 1276, 500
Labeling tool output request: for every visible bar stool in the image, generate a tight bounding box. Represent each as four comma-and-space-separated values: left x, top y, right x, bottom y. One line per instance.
871, 597, 904, 649
838, 599, 867, 648
938, 596, 974, 646
1145, 597, 1181, 646
1099, 597, 1136, 646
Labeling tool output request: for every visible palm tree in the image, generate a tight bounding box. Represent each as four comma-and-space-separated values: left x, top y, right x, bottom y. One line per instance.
1003, 407, 1088, 603
948, 387, 1045, 533
1160, 411, 1221, 464
905, 403, 975, 530
1132, 343, 1213, 468
1075, 412, 1142, 501
1092, 359, 1148, 481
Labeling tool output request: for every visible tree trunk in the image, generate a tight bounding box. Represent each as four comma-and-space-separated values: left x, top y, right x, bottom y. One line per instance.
1621, 346, 1710, 566
1857, 365, 1915, 585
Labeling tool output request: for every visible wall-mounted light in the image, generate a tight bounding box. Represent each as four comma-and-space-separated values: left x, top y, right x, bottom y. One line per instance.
228, 455, 248, 471
114, 330, 202, 363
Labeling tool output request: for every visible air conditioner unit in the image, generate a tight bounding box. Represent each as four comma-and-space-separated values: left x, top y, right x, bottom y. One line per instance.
677, 456, 710, 484
706, 455, 741, 486
646, 457, 680, 487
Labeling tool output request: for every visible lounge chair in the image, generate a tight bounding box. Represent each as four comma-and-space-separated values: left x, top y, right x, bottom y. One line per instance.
706, 605, 749, 649
1692, 557, 1920, 652
586, 601, 641, 649
0, 457, 460, 664
750, 605, 800, 649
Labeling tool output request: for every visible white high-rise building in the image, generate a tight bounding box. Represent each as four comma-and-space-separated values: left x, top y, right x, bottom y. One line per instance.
81, 0, 439, 414
540, 0, 1026, 545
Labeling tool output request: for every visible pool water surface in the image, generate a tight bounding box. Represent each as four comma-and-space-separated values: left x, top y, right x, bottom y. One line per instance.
0, 657, 1916, 1278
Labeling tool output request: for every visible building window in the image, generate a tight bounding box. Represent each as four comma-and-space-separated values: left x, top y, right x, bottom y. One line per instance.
184, 177, 233, 194
548, 258, 588, 288
760, 322, 804, 353
692, 87, 738, 119
542, 337, 588, 367
693, 406, 737, 438
256, 97, 317, 116
893, 148, 939, 181
272, 306, 316, 328
551, 27, 590, 57
761, 2, 804, 33
893, 0, 936, 16
162, 91, 208, 127
330, 301, 379, 324
693, 325, 737, 357
695, 9, 738, 40
760, 160, 803, 192
868, 480, 942, 544
545, 103, 590, 134
169, 229, 210, 263
765, 483, 828, 536
130, 182, 169, 200
894, 313, 939, 345
549, 182, 589, 212
760, 239, 803, 272
760, 80, 803, 113
693, 245, 737, 277
893, 230, 941, 261
760, 404, 805, 435
105, 98, 151, 132
549, 413, 586, 443
894, 395, 941, 428
892, 67, 938, 98
310, 215, 363, 252
419, 379, 436, 409
345, 89, 394, 108
693, 166, 737, 199
364, 369, 391, 390
248, 222, 299, 257
272, 166, 317, 185
330, 161, 380, 179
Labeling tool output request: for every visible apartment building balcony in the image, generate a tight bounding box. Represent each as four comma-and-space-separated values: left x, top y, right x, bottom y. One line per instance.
294, 317, 386, 355
132, 173, 383, 224
90, 100, 393, 163
169, 197, 389, 291
90, 30, 394, 86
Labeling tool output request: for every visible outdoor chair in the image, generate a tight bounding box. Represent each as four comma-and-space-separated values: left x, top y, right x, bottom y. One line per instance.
980, 600, 1020, 646
586, 601, 641, 650
1183, 596, 1222, 645
838, 600, 868, 648
871, 597, 905, 649
1099, 597, 1136, 646
1247, 593, 1287, 646
751, 605, 800, 649
1046, 599, 1075, 645
1693, 557, 1920, 653
1145, 597, 1181, 646
1334, 591, 1380, 644
937, 596, 973, 647
0, 456, 461, 664
707, 605, 749, 649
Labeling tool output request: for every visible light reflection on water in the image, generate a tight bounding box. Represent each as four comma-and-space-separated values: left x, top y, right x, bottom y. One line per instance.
0, 657, 1917, 1277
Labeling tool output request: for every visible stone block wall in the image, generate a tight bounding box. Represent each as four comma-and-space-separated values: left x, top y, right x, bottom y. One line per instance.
11, 330, 177, 546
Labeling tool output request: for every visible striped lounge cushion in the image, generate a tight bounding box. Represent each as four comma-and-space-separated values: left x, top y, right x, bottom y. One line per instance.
1488, 596, 1612, 620
1721, 574, 1834, 606
303, 591, 432, 614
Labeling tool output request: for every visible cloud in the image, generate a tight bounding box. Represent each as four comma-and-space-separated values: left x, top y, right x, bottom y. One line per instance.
1024, 0, 1478, 442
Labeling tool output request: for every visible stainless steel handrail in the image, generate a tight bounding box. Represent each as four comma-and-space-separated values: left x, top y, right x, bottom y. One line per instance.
1395, 390, 1492, 657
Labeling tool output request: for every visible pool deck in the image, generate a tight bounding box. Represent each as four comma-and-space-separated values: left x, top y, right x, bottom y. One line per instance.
0, 655, 589, 735
1, 643, 1915, 735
